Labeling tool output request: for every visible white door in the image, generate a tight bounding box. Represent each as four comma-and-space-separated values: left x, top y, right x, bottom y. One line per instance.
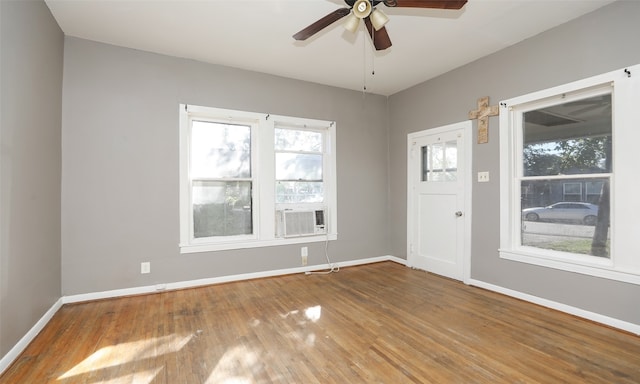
407, 121, 471, 281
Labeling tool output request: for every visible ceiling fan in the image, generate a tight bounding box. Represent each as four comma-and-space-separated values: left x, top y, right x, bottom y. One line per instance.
293, 0, 468, 51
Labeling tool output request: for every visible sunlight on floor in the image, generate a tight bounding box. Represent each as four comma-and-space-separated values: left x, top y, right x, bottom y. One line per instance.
55, 305, 324, 383
304, 305, 322, 322
280, 305, 322, 323
57, 333, 192, 382
205, 345, 259, 384
85, 367, 164, 384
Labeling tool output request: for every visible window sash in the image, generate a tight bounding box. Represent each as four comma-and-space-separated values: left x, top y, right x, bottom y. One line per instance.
498, 64, 640, 284
511, 88, 613, 260
274, 127, 327, 205
189, 118, 255, 240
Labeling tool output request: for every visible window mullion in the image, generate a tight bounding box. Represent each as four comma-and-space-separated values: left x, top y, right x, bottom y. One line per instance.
521, 173, 613, 182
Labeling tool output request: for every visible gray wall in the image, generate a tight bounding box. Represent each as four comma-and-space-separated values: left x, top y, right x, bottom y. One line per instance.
3, 0, 638, 363
61, 38, 390, 295
388, 0, 640, 325
0, 1, 63, 357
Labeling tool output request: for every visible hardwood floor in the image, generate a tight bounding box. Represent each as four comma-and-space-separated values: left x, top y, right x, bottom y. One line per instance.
2, 261, 640, 383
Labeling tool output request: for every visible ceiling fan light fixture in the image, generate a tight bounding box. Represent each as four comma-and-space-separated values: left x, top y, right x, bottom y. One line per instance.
369, 8, 389, 31
344, 12, 361, 33
352, 0, 372, 19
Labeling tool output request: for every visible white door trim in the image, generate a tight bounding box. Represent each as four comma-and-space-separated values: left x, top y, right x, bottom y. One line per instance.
407, 121, 473, 284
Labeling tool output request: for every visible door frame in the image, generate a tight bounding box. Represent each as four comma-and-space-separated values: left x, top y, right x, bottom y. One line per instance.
407, 121, 473, 284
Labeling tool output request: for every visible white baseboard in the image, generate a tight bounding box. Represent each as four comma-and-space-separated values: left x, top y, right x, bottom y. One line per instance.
384, 255, 408, 265
0, 298, 63, 375
63, 255, 404, 304
468, 278, 640, 335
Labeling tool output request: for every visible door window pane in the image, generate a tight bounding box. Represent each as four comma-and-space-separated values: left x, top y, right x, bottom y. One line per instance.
421, 140, 457, 182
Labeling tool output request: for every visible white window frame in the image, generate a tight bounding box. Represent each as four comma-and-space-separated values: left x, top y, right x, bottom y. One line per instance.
179, 105, 337, 253
499, 64, 640, 285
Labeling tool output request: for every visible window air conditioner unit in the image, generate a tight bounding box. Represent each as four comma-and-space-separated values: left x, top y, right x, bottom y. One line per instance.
276, 209, 327, 238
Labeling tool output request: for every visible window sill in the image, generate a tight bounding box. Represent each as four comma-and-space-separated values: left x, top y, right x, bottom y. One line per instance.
180, 233, 338, 254
499, 248, 640, 285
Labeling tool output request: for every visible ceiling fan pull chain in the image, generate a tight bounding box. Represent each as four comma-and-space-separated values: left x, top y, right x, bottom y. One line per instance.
371, 34, 376, 77
370, 21, 376, 79
363, 29, 367, 94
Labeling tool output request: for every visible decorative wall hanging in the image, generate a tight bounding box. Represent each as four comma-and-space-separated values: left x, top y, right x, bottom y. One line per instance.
469, 96, 499, 144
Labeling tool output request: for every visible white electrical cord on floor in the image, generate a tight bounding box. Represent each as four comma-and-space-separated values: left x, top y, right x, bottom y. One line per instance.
305, 234, 339, 275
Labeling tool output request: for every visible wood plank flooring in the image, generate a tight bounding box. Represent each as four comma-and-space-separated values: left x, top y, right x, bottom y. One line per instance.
2, 261, 640, 383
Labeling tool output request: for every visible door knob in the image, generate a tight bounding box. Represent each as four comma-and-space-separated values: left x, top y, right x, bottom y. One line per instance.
455, 211, 463, 217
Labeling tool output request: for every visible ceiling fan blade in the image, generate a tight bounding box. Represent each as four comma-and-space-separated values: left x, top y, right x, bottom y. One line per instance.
383, 0, 467, 10
364, 17, 392, 51
293, 8, 351, 41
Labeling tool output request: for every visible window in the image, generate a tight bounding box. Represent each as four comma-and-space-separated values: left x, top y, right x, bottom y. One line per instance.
179, 105, 337, 253
499, 64, 640, 284
275, 127, 324, 204
191, 120, 253, 239
421, 139, 458, 182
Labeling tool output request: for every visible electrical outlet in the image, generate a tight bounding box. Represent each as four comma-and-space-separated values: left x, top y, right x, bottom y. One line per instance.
477, 171, 490, 183
301, 247, 308, 266
141, 262, 151, 274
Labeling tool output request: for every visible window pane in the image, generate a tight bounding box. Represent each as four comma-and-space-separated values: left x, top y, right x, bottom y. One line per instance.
275, 129, 322, 152
521, 178, 610, 258
523, 94, 612, 177
191, 120, 251, 179
276, 181, 324, 203
275, 153, 322, 181
421, 145, 429, 181
431, 143, 444, 171
192, 181, 252, 238
421, 140, 457, 182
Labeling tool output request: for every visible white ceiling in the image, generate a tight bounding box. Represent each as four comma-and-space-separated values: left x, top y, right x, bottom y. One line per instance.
45, 0, 616, 96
